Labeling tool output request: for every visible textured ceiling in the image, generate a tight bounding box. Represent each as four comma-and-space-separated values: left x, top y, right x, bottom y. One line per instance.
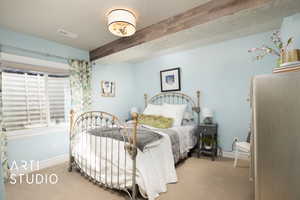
94, 0, 300, 64
1, 0, 300, 64
0, 0, 209, 50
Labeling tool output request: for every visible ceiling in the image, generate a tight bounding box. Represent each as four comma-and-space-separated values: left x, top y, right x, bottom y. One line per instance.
93, 0, 300, 64
0, 0, 209, 50
1, 0, 300, 64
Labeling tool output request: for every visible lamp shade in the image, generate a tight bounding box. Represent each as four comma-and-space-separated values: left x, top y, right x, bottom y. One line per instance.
107, 9, 136, 37
131, 107, 139, 114
202, 108, 213, 118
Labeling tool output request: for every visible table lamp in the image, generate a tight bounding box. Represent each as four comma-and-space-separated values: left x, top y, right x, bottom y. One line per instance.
202, 108, 213, 124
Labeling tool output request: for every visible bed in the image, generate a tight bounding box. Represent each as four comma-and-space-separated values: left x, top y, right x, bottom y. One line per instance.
68, 91, 201, 200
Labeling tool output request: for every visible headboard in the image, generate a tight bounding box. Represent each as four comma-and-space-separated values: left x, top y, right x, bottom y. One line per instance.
144, 91, 201, 125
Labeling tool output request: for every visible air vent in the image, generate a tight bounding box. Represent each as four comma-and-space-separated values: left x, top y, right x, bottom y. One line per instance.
57, 29, 78, 39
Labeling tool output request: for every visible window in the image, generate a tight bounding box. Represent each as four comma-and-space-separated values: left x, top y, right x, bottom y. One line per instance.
47, 75, 70, 125
2, 70, 69, 131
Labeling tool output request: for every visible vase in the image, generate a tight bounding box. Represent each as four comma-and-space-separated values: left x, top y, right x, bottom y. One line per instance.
279, 49, 300, 67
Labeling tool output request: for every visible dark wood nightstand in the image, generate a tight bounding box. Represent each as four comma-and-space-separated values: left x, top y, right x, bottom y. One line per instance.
197, 123, 218, 161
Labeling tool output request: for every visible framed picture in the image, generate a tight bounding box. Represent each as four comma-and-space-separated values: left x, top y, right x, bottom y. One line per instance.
101, 81, 115, 97
160, 68, 181, 92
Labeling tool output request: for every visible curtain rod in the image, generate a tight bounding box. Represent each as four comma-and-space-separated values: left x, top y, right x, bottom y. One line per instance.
0, 43, 86, 62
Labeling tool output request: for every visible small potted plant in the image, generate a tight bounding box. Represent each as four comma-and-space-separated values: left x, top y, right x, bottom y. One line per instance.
202, 136, 215, 150
248, 30, 294, 67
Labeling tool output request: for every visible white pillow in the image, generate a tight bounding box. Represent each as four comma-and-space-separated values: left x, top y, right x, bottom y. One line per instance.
183, 112, 194, 121
161, 103, 187, 127
182, 112, 194, 126
143, 104, 163, 116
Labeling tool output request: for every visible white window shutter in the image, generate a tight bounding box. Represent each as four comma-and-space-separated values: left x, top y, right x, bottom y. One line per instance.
2, 71, 69, 131
47, 76, 69, 124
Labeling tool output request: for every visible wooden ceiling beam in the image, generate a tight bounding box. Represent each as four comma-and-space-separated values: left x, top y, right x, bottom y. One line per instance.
90, 0, 272, 61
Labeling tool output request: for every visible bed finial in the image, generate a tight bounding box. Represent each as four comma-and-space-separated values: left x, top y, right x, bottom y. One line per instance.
144, 93, 148, 108
131, 112, 138, 120
196, 90, 200, 108
131, 112, 138, 147
68, 109, 75, 172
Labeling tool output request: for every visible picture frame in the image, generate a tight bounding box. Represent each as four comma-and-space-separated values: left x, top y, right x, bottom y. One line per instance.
101, 80, 115, 97
160, 68, 181, 92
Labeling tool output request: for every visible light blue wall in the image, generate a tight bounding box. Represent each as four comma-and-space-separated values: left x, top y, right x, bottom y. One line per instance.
133, 31, 276, 151
89, 31, 277, 152
92, 63, 136, 120
0, 27, 89, 168
281, 13, 300, 50
7, 132, 68, 166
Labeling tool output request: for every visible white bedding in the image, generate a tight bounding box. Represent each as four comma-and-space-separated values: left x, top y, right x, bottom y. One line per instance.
171, 125, 197, 155
72, 124, 196, 200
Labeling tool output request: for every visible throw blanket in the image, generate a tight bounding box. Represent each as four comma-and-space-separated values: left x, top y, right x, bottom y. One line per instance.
88, 127, 162, 152
156, 129, 181, 164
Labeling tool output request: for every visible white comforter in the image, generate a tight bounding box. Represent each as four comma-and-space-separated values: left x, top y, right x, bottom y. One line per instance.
171, 125, 197, 156
72, 125, 196, 200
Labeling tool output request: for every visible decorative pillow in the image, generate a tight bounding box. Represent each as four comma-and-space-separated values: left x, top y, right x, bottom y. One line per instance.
161, 103, 187, 127
138, 114, 173, 129
143, 104, 163, 116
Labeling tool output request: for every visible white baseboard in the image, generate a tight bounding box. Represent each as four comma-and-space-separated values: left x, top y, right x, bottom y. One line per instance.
10, 154, 69, 176
222, 151, 249, 160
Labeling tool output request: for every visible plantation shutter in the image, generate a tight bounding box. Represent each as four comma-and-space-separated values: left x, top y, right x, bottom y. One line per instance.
47, 76, 68, 124
2, 72, 47, 131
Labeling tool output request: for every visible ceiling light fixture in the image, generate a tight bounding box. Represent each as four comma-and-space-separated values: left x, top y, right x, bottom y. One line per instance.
107, 9, 136, 37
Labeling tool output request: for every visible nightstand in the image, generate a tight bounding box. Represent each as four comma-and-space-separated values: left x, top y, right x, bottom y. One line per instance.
197, 123, 218, 161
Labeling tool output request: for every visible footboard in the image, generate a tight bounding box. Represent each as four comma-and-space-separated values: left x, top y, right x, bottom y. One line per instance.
68, 110, 138, 200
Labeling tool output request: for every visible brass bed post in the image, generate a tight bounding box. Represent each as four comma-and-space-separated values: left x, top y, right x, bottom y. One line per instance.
68, 109, 75, 172
144, 93, 148, 108
195, 91, 201, 125
131, 112, 138, 200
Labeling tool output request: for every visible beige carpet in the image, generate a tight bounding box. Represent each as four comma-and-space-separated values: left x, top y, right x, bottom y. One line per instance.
6, 157, 252, 200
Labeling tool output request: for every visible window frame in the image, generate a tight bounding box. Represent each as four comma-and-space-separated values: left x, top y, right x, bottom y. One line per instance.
0, 52, 70, 139
2, 72, 70, 135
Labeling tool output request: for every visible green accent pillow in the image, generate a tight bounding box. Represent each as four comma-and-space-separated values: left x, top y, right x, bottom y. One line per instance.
138, 114, 173, 129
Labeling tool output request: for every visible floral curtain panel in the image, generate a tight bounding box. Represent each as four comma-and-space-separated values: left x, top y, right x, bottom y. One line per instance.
69, 60, 92, 115
0, 70, 9, 181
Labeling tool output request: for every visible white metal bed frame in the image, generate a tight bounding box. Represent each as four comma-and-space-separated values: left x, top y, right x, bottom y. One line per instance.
68, 91, 200, 200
